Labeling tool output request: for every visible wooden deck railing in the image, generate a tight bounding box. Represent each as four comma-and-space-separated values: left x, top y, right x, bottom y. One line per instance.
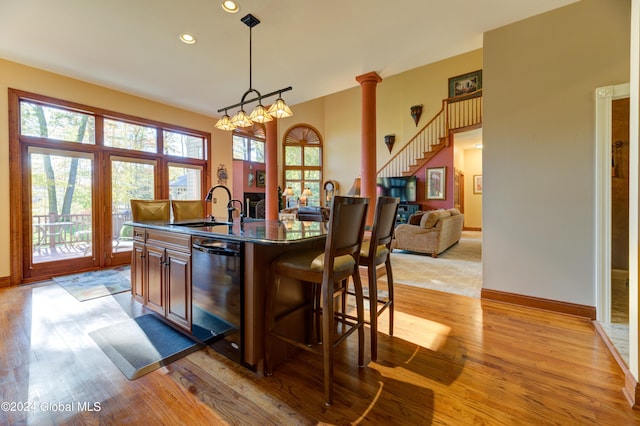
32, 212, 131, 254
378, 90, 482, 177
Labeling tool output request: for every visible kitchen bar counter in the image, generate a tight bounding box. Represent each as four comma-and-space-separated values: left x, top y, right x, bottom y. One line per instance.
129, 218, 327, 371
128, 218, 328, 245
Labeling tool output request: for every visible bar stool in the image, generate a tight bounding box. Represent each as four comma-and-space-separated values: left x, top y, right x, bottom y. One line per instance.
264, 196, 369, 406
130, 199, 170, 222
171, 200, 205, 222
347, 196, 399, 361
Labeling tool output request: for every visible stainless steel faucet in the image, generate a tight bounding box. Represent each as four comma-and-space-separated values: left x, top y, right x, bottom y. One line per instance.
205, 185, 234, 222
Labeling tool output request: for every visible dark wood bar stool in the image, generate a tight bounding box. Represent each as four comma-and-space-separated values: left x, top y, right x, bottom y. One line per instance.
354, 196, 399, 362
264, 196, 369, 406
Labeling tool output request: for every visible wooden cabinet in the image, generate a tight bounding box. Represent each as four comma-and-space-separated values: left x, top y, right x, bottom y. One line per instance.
130, 227, 146, 303
131, 227, 192, 331
131, 241, 145, 302
164, 248, 191, 330
145, 244, 166, 315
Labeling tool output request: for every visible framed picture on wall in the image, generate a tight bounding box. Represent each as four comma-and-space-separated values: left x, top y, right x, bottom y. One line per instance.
426, 167, 446, 200
473, 175, 483, 194
256, 170, 266, 188
448, 69, 483, 99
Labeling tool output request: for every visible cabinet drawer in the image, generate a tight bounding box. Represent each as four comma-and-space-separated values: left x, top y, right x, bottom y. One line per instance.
133, 227, 146, 242
146, 229, 191, 253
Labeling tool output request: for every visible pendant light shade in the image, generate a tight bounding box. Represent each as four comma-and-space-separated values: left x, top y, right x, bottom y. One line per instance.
248, 104, 274, 123
267, 97, 293, 119
231, 109, 253, 127
215, 113, 237, 131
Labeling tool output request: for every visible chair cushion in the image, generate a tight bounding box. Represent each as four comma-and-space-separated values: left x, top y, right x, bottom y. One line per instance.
360, 240, 389, 264
420, 209, 451, 228
275, 249, 356, 274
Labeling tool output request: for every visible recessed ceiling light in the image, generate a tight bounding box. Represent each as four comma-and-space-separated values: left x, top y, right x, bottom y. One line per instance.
179, 33, 196, 44
221, 1, 239, 13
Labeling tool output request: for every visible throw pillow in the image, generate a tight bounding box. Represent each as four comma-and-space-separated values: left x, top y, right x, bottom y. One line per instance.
420, 209, 450, 228
409, 211, 424, 225
448, 208, 461, 216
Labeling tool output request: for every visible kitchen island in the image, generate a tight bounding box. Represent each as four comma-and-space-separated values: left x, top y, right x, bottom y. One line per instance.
129, 218, 327, 371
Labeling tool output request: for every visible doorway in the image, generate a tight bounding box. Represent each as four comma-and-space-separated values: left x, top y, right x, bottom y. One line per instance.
608, 97, 630, 363
595, 83, 630, 364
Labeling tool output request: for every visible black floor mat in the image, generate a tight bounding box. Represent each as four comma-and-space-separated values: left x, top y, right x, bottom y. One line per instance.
89, 314, 203, 379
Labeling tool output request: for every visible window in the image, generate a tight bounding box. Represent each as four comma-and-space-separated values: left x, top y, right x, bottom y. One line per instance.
233, 135, 265, 163
104, 118, 157, 152
169, 164, 202, 200
164, 130, 205, 159
283, 125, 322, 206
11, 89, 210, 281
20, 101, 95, 144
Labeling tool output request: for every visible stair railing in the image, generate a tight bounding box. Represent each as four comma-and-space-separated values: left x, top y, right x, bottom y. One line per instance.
377, 90, 482, 178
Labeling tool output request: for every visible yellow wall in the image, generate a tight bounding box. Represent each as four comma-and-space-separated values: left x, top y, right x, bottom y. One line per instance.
463, 149, 483, 229
0, 58, 232, 278
290, 49, 483, 197
483, 0, 630, 304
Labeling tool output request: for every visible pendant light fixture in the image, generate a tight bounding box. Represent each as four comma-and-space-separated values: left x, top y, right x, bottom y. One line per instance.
215, 13, 293, 131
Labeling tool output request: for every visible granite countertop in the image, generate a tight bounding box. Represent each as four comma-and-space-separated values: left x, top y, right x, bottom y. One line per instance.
128, 218, 327, 245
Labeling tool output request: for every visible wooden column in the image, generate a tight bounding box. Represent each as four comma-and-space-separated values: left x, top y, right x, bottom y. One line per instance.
265, 119, 279, 220
356, 71, 383, 226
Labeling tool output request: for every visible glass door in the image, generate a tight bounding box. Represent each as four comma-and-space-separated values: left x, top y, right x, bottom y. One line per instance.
109, 157, 156, 264
28, 147, 96, 276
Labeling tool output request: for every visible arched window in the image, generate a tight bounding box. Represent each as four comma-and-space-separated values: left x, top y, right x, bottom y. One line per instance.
283, 125, 322, 206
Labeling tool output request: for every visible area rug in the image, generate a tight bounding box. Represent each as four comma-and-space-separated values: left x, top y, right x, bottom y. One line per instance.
53, 266, 131, 301
384, 231, 482, 298
89, 314, 203, 380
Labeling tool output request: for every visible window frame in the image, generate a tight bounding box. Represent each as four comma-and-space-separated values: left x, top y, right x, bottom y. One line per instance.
282, 125, 323, 206
9, 88, 211, 283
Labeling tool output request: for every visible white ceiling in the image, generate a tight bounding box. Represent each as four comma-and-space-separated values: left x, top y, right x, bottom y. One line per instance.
0, 0, 578, 117
455, 128, 483, 151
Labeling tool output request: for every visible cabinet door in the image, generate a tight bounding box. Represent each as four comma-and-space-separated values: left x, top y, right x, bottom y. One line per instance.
165, 249, 192, 331
145, 245, 166, 315
131, 241, 145, 302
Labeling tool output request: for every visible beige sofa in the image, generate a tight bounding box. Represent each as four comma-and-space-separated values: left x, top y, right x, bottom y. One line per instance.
391, 208, 464, 257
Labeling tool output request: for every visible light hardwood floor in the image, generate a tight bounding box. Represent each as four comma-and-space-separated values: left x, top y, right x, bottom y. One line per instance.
1, 279, 638, 425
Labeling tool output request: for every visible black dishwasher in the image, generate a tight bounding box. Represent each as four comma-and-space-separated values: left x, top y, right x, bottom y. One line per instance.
191, 236, 244, 366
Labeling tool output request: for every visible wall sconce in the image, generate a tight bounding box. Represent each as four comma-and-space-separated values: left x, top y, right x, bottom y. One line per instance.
384, 134, 396, 153
410, 104, 423, 127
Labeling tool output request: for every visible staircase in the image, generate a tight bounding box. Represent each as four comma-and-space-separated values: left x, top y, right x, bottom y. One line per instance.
378, 90, 482, 177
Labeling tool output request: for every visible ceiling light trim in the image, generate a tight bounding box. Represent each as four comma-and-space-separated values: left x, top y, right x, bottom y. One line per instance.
221, 1, 240, 14
179, 33, 196, 44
